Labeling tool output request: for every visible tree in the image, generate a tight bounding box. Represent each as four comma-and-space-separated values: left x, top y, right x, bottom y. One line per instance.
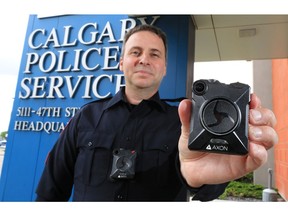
0, 131, 7, 140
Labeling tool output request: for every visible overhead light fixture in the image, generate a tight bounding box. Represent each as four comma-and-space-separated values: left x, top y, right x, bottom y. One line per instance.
239, 28, 257, 37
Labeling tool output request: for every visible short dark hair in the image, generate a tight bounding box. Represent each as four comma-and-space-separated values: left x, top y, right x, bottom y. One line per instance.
121, 24, 168, 60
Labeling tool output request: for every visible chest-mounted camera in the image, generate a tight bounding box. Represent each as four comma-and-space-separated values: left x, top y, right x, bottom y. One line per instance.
110, 148, 137, 180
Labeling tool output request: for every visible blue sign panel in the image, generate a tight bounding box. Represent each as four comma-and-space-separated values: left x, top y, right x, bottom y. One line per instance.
0, 14, 192, 201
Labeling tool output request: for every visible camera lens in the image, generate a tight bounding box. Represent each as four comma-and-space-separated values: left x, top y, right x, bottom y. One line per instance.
193, 81, 207, 95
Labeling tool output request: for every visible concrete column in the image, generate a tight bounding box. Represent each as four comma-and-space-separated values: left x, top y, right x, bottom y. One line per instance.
253, 60, 275, 188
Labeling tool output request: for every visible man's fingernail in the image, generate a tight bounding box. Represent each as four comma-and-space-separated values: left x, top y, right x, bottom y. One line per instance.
251, 110, 262, 121
251, 127, 262, 138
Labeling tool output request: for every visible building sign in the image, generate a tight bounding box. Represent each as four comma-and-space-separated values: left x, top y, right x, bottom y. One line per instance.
16, 15, 161, 134
0, 14, 193, 201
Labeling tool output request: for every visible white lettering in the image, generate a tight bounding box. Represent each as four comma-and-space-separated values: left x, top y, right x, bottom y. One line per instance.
14, 120, 66, 134
28, 29, 45, 49
39, 51, 57, 72
78, 22, 98, 45
56, 50, 72, 72
24, 52, 39, 74
27, 17, 161, 49
31, 76, 47, 98
102, 46, 120, 70
65, 107, 80, 118
206, 144, 229, 151
92, 74, 113, 99
46, 76, 65, 98
62, 25, 77, 47
97, 22, 116, 43
19, 74, 125, 99
137, 16, 160, 25
43, 28, 61, 48
81, 48, 101, 71
119, 19, 137, 42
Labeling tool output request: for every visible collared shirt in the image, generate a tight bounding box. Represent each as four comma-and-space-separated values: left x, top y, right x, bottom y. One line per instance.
36, 88, 227, 201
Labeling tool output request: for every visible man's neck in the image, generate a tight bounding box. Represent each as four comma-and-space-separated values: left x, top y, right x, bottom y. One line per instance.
124, 87, 157, 105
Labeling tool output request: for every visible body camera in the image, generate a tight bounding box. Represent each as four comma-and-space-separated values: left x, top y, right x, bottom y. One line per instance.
188, 79, 250, 155
110, 148, 137, 180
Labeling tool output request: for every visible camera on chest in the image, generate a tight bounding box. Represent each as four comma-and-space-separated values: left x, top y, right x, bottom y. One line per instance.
110, 148, 137, 180
188, 79, 250, 155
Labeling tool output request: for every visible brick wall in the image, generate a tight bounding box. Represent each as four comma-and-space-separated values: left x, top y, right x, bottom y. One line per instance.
272, 59, 288, 201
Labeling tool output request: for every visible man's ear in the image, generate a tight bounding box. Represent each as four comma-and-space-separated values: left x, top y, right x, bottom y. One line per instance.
119, 57, 123, 72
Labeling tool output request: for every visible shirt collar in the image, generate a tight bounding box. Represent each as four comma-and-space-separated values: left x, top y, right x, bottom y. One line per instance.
104, 87, 167, 112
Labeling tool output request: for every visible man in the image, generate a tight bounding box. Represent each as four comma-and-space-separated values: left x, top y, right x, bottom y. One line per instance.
35, 24, 278, 201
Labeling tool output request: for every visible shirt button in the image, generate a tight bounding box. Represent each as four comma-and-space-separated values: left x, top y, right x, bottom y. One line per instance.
117, 194, 124, 200
88, 141, 93, 147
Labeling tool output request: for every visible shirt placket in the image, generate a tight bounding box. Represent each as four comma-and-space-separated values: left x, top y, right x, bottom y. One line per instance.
113, 102, 150, 201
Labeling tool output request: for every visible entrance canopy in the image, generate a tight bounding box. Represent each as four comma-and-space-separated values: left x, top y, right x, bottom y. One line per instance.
193, 15, 288, 61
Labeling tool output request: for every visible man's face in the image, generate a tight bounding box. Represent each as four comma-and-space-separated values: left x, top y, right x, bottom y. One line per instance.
120, 31, 167, 92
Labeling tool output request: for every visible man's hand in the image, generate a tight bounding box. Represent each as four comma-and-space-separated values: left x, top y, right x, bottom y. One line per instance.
178, 93, 278, 188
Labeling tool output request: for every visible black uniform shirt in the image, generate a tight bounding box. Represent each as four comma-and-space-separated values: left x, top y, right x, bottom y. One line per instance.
36, 88, 227, 201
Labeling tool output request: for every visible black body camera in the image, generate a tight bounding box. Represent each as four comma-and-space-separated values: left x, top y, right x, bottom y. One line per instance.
188, 79, 250, 155
110, 148, 137, 180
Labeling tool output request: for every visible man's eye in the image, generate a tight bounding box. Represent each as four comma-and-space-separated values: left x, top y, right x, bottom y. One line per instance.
151, 53, 160, 58
131, 51, 140, 56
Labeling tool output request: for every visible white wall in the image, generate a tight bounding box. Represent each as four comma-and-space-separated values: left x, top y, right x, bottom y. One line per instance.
194, 60, 253, 91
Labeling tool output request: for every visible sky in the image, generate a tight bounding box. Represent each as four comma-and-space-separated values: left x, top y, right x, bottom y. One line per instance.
0, 0, 282, 133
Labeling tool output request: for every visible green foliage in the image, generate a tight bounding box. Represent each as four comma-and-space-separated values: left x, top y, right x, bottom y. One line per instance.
235, 172, 253, 183
219, 172, 268, 200
219, 180, 264, 200
0, 131, 7, 139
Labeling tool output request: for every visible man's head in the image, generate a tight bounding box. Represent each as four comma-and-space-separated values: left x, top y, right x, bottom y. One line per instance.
121, 24, 168, 61
120, 24, 168, 99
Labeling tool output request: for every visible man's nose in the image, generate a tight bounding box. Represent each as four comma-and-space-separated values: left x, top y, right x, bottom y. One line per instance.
139, 53, 150, 65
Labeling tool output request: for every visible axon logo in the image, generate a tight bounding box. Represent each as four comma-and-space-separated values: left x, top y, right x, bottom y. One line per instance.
206, 144, 229, 151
